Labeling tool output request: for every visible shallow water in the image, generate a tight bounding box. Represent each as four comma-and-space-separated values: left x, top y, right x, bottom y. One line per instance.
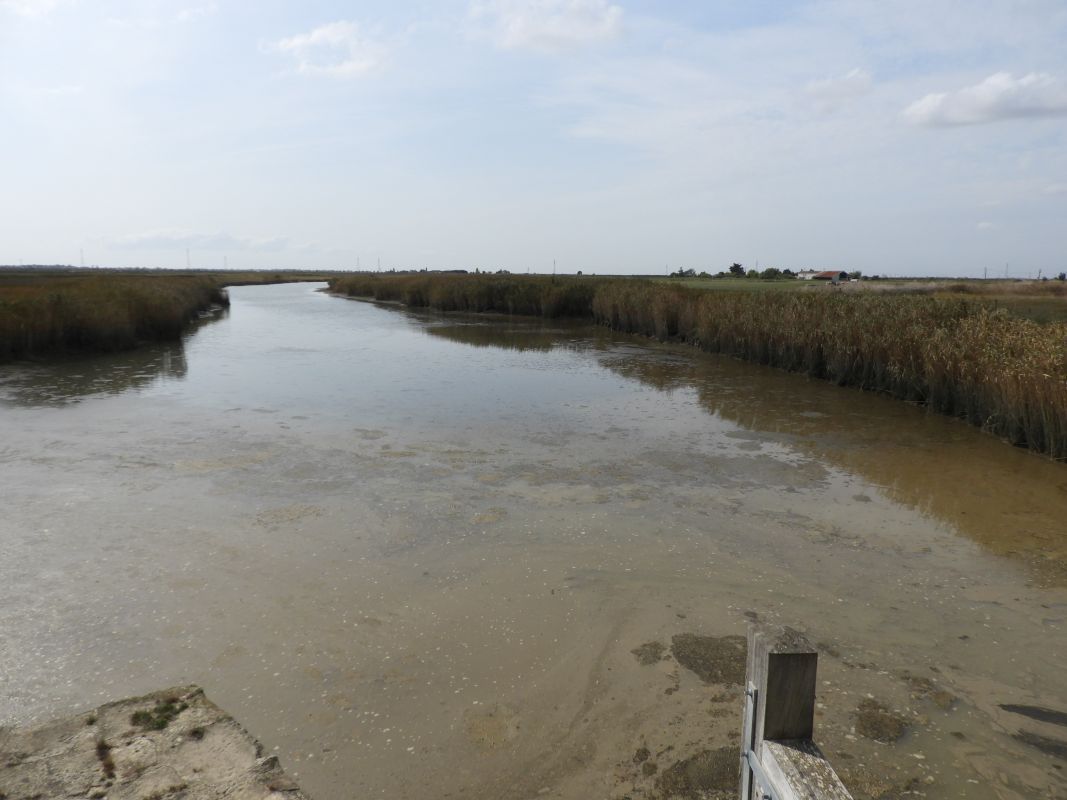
1, 282, 1065, 799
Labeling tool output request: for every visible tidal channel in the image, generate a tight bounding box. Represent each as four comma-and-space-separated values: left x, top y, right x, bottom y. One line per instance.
1, 282, 1065, 799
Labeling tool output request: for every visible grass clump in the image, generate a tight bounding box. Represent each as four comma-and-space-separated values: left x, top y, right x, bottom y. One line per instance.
130, 698, 188, 731
95, 739, 115, 779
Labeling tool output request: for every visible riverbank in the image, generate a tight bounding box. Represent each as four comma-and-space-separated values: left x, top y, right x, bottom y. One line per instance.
328, 273, 1067, 460
0, 685, 310, 800
0, 273, 230, 362
0, 270, 340, 362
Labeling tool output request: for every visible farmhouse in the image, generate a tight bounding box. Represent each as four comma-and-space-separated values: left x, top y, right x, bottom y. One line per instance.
797, 270, 849, 283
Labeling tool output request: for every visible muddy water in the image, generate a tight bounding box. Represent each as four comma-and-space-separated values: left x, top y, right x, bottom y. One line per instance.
1, 282, 1065, 799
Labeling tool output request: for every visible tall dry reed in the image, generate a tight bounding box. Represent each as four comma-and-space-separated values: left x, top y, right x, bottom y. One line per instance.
0, 274, 228, 361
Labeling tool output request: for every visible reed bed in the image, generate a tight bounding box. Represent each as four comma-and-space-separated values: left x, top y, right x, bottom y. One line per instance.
330, 273, 596, 318
0, 274, 228, 361
330, 273, 1067, 459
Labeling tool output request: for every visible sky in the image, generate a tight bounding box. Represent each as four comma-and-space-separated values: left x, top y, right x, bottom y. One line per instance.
2, 0, 1066, 276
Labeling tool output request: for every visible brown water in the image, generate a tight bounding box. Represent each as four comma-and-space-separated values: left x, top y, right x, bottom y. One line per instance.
1, 282, 1065, 799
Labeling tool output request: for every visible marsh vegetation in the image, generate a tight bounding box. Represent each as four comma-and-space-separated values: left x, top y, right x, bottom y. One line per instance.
0, 269, 337, 362
0, 273, 229, 361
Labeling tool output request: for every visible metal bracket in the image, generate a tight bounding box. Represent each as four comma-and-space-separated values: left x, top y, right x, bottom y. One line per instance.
740, 683, 781, 800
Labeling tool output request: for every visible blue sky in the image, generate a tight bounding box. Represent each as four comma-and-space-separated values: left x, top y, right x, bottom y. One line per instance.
2, 0, 1066, 276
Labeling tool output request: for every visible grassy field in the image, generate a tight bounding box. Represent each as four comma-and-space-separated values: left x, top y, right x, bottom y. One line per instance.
331, 272, 1067, 460
657, 276, 1067, 322
0, 269, 335, 362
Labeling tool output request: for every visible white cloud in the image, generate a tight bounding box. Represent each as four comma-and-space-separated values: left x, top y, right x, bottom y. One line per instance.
269, 21, 388, 78
904, 72, 1067, 126
470, 0, 622, 53
176, 4, 217, 23
112, 231, 289, 252
804, 68, 871, 112
976, 221, 995, 231
0, 0, 60, 16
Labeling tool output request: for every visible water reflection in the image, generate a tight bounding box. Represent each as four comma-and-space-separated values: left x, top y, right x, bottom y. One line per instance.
0, 343, 188, 407
427, 318, 1067, 586
421, 318, 586, 352
0, 312, 223, 407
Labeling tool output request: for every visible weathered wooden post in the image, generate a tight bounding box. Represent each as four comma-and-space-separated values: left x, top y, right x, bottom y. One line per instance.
740, 624, 853, 800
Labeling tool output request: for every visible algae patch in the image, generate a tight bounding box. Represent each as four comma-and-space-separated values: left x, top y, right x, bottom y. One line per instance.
131, 697, 188, 731
1014, 731, 1067, 759
855, 698, 909, 743
655, 747, 737, 799
631, 641, 667, 665
901, 672, 956, 710
670, 634, 746, 685
464, 704, 520, 750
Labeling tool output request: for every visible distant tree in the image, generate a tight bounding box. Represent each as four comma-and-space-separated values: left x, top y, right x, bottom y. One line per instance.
698, 271, 710, 278
576, 270, 583, 276
746, 269, 759, 279
848, 270, 862, 280
729, 263, 745, 276
782, 268, 795, 277
1059, 272, 1067, 281
760, 267, 783, 280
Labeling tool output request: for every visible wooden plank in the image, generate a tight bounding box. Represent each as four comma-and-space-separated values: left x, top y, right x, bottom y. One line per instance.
762, 740, 854, 800
746, 624, 819, 744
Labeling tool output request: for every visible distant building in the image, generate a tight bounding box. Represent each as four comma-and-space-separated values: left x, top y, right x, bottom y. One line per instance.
797, 270, 848, 283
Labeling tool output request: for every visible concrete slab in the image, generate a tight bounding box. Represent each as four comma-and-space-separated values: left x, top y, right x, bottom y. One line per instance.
0, 686, 310, 800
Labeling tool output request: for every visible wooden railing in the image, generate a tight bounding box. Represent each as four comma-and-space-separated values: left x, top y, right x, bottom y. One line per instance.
740, 624, 854, 800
